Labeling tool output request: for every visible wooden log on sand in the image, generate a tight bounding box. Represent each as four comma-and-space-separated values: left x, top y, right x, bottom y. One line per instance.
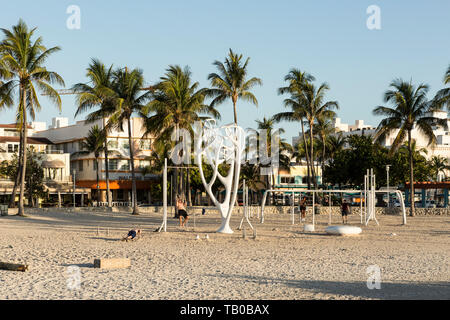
94, 258, 131, 269
0, 262, 29, 272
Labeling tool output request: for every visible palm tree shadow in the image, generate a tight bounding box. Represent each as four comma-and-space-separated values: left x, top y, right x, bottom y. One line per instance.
205, 273, 450, 299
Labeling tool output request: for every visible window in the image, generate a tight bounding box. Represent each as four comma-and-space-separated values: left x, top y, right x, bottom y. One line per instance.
141, 139, 151, 150
139, 160, 150, 169
121, 160, 130, 171
280, 176, 295, 184
7, 144, 19, 153
78, 141, 84, 151
108, 159, 119, 170
302, 176, 313, 184
78, 160, 84, 172
122, 141, 130, 150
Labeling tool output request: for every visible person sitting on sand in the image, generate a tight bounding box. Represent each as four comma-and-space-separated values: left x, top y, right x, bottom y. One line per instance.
122, 228, 142, 241
176, 195, 189, 227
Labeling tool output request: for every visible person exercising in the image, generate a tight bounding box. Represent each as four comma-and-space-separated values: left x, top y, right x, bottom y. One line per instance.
122, 228, 142, 241
176, 195, 189, 227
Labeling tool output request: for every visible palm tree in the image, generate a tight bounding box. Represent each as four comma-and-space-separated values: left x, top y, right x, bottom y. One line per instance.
206, 49, 262, 124
301, 81, 338, 188
143, 65, 220, 205
434, 65, 450, 109
429, 155, 449, 182
314, 114, 335, 180
373, 79, 447, 216
106, 67, 151, 215
274, 69, 315, 188
327, 133, 346, 162
72, 58, 115, 208
275, 69, 338, 188
71, 125, 107, 205
0, 20, 64, 216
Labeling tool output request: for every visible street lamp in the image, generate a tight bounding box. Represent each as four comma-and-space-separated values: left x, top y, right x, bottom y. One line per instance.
386, 165, 391, 208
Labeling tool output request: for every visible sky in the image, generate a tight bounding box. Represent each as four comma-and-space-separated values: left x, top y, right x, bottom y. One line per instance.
1, 0, 449, 143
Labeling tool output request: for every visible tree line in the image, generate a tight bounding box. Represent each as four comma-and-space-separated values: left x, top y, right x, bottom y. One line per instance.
1, 19, 449, 216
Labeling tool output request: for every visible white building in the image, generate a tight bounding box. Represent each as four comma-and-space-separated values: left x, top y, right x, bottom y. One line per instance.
331, 111, 450, 161
0, 123, 84, 206
33, 117, 156, 205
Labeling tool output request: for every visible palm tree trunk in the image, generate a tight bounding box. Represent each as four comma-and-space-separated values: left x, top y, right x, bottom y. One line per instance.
408, 130, 415, 217
322, 135, 326, 186
300, 120, 311, 189
309, 123, 317, 189
95, 158, 100, 206
18, 89, 27, 217
127, 117, 138, 215
103, 118, 112, 208
9, 130, 23, 208
233, 99, 238, 124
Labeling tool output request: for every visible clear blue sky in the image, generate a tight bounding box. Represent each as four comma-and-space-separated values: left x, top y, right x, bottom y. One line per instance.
1, 0, 449, 142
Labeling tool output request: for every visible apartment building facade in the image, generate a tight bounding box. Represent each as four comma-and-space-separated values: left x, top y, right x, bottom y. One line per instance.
0, 123, 87, 206
33, 117, 157, 205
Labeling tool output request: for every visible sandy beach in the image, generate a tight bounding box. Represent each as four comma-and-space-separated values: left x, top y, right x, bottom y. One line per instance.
0, 209, 449, 300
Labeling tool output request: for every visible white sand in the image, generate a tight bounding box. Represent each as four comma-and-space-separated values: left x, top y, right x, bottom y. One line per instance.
0, 209, 449, 300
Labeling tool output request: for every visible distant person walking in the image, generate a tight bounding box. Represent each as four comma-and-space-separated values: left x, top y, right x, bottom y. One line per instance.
176, 195, 189, 227
341, 200, 350, 224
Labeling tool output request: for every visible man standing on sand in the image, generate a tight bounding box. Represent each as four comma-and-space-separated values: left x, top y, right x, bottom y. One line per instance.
341, 200, 350, 224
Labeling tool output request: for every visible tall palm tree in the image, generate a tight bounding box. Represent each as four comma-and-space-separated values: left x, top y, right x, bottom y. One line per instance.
274, 69, 315, 188
71, 125, 108, 205
72, 58, 115, 208
143, 65, 220, 205
0, 20, 64, 216
106, 67, 151, 215
314, 114, 335, 180
373, 79, 446, 216
207, 49, 262, 124
301, 81, 338, 188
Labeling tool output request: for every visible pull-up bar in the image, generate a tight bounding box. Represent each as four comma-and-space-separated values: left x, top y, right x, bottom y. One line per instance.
259, 188, 407, 227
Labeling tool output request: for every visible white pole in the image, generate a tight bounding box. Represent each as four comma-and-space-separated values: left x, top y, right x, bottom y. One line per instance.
360, 191, 363, 224
291, 191, 294, 225
328, 191, 332, 225
163, 158, 167, 232
312, 191, 315, 227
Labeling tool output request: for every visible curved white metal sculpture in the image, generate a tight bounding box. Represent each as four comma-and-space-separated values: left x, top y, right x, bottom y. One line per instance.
195, 120, 245, 234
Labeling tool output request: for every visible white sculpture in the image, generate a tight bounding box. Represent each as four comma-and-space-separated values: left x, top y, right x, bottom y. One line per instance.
195, 120, 245, 234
